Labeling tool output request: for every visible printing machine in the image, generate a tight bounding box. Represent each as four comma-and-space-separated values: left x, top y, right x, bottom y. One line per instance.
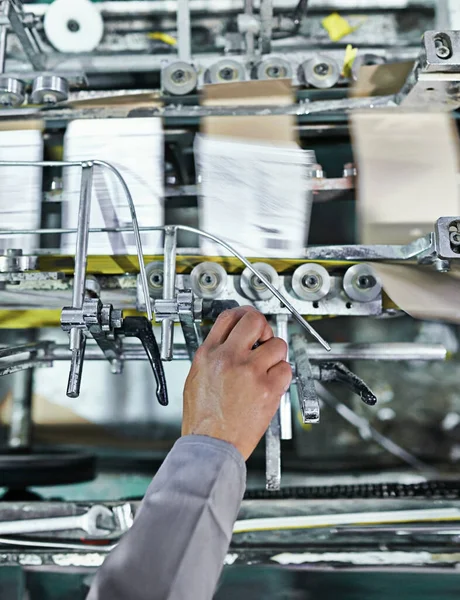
1, 0, 460, 597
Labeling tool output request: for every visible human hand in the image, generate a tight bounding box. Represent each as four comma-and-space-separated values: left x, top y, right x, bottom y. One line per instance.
182, 306, 292, 460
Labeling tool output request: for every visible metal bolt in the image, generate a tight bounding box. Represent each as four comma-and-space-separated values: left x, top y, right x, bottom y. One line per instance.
219, 67, 234, 81
356, 275, 376, 290
314, 63, 330, 76
435, 38, 451, 59
172, 69, 186, 83
266, 65, 281, 78
303, 274, 320, 290
67, 19, 80, 33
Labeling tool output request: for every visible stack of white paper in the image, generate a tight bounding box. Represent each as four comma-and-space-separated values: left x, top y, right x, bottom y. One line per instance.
0, 128, 43, 253
62, 118, 164, 255
195, 135, 312, 257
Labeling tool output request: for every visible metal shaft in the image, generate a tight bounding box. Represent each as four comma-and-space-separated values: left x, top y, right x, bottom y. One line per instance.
259, 0, 273, 54
72, 164, 93, 310
8, 365, 33, 450
244, 0, 255, 57
177, 0, 192, 62
161, 226, 177, 361
265, 409, 281, 491
0, 1, 8, 74
276, 314, 292, 440
66, 164, 93, 398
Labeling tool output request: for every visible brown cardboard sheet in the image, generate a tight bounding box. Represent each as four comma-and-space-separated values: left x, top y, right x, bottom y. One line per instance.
351, 110, 460, 244
201, 78, 296, 143
371, 263, 460, 324
350, 61, 414, 98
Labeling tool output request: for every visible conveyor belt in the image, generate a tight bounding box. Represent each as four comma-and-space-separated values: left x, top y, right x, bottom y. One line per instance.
244, 481, 460, 500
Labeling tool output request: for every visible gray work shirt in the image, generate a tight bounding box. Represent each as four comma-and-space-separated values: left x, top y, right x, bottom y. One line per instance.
87, 435, 246, 600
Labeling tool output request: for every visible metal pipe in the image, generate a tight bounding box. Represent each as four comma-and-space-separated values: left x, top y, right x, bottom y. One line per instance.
161, 226, 177, 360
43, 343, 448, 362
177, 0, 192, 63
276, 315, 292, 440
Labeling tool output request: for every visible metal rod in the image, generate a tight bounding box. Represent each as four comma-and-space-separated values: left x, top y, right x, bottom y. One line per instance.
8, 365, 33, 450
177, 0, 192, 63
292, 335, 320, 423
244, 0, 255, 58
6, 0, 43, 71
72, 164, 93, 309
161, 226, 177, 360
276, 314, 292, 440
0, 1, 8, 74
178, 225, 331, 351
94, 160, 153, 322
265, 410, 281, 491
259, 0, 273, 54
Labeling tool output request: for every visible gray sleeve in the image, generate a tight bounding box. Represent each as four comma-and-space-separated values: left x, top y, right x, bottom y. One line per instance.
87, 435, 246, 600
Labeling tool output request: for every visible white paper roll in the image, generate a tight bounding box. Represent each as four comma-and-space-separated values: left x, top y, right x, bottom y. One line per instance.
44, 0, 104, 53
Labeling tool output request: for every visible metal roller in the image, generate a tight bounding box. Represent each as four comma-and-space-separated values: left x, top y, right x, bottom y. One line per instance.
161, 61, 198, 96
351, 53, 386, 81
205, 59, 246, 84
254, 57, 292, 80
299, 55, 340, 89
292, 263, 331, 301
145, 261, 165, 299
0, 77, 25, 107
190, 262, 228, 299
240, 262, 279, 301
30, 75, 69, 105
343, 264, 382, 303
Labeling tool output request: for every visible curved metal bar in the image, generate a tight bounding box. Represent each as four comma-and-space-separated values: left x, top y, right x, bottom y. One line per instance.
0, 160, 329, 349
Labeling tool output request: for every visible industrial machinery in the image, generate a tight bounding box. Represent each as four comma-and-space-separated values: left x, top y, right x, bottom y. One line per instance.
1, 0, 460, 598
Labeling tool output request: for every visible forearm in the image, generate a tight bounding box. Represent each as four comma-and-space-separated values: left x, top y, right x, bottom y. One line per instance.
87, 435, 246, 600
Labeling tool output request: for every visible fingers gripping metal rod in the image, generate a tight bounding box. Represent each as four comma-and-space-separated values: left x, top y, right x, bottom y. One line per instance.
177, 225, 331, 352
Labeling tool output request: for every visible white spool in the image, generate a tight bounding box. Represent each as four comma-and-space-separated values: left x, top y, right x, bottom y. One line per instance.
44, 0, 104, 53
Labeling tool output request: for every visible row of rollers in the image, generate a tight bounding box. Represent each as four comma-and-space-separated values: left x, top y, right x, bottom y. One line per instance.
146, 261, 382, 303
162, 53, 386, 95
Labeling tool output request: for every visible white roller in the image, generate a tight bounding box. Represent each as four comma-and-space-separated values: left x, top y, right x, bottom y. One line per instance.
44, 0, 104, 53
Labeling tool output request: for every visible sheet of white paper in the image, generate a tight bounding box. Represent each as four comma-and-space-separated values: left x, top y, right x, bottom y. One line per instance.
0, 129, 43, 253
62, 118, 164, 255
195, 135, 312, 257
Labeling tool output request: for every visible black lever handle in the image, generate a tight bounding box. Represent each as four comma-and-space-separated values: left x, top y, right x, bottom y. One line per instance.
202, 300, 239, 321
120, 317, 168, 406
318, 362, 377, 406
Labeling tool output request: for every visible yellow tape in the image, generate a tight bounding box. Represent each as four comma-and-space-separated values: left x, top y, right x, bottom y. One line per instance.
148, 32, 177, 46
342, 44, 358, 78
322, 12, 365, 42
37, 255, 355, 276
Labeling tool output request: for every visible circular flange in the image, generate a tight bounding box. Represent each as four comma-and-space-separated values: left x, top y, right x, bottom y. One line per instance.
44, 0, 104, 53
300, 55, 340, 89
343, 264, 382, 303
162, 61, 198, 96
240, 262, 279, 301
31, 75, 69, 104
205, 59, 246, 84
191, 262, 227, 299
292, 263, 331, 301
0, 77, 25, 107
255, 57, 292, 80
145, 261, 165, 298
351, 53, 386, 81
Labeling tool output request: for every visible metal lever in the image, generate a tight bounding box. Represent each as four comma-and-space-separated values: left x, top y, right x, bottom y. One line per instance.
161, 227, 177, 361
291, 334, 320, 423
120, 317, 168, 406
316, 362, 377, 406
